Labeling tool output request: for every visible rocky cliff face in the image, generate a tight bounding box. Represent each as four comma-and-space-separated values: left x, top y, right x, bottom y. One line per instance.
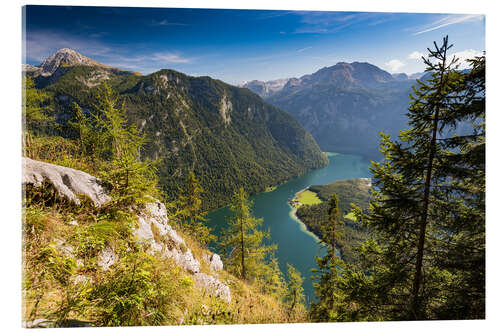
38, 48, 108, 77
240, 78, 290, 98
22, 157, 231, 304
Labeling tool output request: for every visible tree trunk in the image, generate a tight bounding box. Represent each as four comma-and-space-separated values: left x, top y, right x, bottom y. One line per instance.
411, 39, 449, 319
240, 217, 246, 280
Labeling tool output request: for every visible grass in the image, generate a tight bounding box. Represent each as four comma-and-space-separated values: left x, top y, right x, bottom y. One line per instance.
344, 211, 357, 222
297, 190, 322, 205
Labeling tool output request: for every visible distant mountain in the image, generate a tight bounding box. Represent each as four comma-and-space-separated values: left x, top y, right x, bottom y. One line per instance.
253, 62, 418, 160
25, 48, 138, 79
240, 78, 290, 98
392, 73, 409, 81
26, 49, 328, 210
408, 72, 425, 80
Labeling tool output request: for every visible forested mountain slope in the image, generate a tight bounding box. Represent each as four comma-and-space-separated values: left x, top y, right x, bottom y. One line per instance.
27, 49, 328, 210
245, 62, 419, 160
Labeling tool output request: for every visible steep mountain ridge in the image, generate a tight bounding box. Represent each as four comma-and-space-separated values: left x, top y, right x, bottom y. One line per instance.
239, 78, 290, 98
260, 62, 417, 160
26, 49, 328, 210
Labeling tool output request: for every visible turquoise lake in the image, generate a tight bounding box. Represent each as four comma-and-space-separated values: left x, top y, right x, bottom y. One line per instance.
206, 153, 372, 303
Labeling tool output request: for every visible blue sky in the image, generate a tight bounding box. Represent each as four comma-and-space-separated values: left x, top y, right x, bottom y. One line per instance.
24, 6, 485, 84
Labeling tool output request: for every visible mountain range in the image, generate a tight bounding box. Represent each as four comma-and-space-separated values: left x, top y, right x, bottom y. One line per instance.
24, 49, 328, 210
242, 62, 422, 160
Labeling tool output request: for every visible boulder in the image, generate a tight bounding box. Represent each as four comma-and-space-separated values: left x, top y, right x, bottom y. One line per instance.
97, 246, 117, 271
23, 159, 230, 301
203, 252, 223, 272
22, 157, 110, 207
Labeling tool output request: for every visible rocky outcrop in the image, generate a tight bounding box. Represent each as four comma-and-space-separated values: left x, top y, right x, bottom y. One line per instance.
203, 253, 223, 272
23, 158, 231, 302
22, 157, 110, 207
219, 94, 232, 126
193, 273, 231, 303
135, 201, 201, 273
97, 246, 117, 271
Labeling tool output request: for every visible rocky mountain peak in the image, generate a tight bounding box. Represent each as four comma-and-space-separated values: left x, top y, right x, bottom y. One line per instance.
38, 48, 107, 76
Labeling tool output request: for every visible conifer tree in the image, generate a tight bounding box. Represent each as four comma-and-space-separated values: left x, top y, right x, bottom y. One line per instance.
173, 171, 214, 246
323, 37, 485, 321
310, 194, 345, 321
285, 264, 305, 318
22, 77, 53, 155
221, 188, 276, 280
90, 83, 158, 206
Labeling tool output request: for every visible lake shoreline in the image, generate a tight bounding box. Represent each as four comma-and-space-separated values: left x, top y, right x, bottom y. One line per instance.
287, 186, 323, 242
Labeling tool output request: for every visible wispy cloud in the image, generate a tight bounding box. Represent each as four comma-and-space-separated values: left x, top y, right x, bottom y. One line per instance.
413, 14, 483, 35
408, 51, 425, 60
450, 49, 483, 69
385, 59, 405, 72
293, 12, 391, 34
151, 52, 191, 63
151, 19, 189, 27
297, 46, 312, 53
25, 29, 193, 73
25, 29, 113, 63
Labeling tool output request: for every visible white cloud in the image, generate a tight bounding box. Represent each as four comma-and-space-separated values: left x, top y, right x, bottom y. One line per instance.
25, 29, 112, 63
151, 52, 191, 64
151, 19, 188, 27
296, 46, 312, 53
450, 49, 483, 69
408, 51, 425, 60
413, 14, 483, 35
385, 59, 405, 72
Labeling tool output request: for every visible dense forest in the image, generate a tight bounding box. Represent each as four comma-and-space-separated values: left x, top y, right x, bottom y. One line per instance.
295, 178, 371, 264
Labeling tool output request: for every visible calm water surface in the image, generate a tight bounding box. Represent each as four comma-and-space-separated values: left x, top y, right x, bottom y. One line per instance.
206, 153, 371, 302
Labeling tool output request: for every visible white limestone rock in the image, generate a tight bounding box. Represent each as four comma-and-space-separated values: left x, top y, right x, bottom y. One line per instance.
193, 273, 231, 303
203, 252, 223, 272
22, 157, 110, 207
97, 246, 116, 271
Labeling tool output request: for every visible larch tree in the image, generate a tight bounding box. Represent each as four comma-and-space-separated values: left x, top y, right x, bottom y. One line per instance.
173, 170, 214, 246
221, 187, 276, 281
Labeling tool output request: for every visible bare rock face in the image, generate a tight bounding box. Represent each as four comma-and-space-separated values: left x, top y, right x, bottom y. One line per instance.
134, 201, 201, 274
193, 273, 231, 303
38, 48, 108, 77
97, 246, 117, 271
203, 252, 223, 272
22, 157, 110, 207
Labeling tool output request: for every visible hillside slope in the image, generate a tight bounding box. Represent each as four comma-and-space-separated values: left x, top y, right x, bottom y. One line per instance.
27, 49, 328, 210
22, 158, 304, 327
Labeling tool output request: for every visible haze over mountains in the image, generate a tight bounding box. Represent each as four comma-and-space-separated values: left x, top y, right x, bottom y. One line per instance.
25, 48, 328, 210
242, 62, 421, 160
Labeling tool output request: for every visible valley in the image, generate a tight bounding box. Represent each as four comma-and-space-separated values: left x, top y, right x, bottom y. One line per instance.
206, 153, 371, 302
